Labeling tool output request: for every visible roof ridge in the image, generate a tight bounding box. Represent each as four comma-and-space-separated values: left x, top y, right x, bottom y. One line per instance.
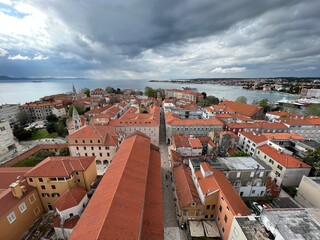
96, 134, 139, 238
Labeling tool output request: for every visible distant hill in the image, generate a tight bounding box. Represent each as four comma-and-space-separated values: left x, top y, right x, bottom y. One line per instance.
0, 76, 87, 80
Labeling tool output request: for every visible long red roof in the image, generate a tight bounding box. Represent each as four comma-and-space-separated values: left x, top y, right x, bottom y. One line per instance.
70, 132, 163, 240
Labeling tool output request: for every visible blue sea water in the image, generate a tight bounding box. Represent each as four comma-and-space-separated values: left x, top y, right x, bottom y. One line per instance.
0, 78, 298, 105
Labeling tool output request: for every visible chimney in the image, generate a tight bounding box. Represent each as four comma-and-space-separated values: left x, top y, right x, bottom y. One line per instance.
10, 181, 24, 199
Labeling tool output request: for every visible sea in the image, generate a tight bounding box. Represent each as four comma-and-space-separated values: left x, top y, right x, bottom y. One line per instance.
0, 78, 299, 105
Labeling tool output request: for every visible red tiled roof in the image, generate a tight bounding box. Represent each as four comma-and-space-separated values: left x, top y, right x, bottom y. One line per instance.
239, 131, 268, 143
53, 216, 80, 229
55, 187, 87, 211
67, 125, 118, 146
70, 133, 163, 240
262, 133, 305, 140
277, 117, 314, 126
257, 122, 288, 130
189, 138, 203, 148
172, 134, 190, 148
0, 180, 36, 217
24, 156, 95, 178
199, 163, 250, 216
0, 168, 32, 190
258, 145, 310, 168
21, 101, 61, 107
216, 101, 262, 117
166, 112, 223, 126
173, 165, 201, 208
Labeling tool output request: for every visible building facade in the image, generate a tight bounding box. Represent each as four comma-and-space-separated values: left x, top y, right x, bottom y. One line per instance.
0, 121, 16, 155
0, 104, 20, 125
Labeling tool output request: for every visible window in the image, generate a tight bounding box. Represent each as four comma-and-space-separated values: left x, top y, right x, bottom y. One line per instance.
236, 172, 241, 178
107, 153, 110, 157
183, 210, 188, 216
28, 178, 33, 182
7, 212, 16, 224
77, 179, 80, 183
92, 153, 95, 156
50, 185, 56, 189
76, 147, 79, 150
41, 185, 46, 190
224, 215, 228, 223
41, 193, 49, 197
98, 140, 101, 143
82, 140, 85, 143
29, 194, 36, 204
75, 140, 78, 143
250, 171, 255, 178
252, 190, 256, 194
90, 140, 93, 143
34, 206, 40, 215
52, 193, 60, 197
85, 153, 88, 156
91, 147, 94, 150
19, 202, 27, 213
258, 150, 260, 154
205, 215, 208, 218
76, 171, 79, 175
100, 153, 102, 157
219, 205, 222, 212
206, 205, 210, 210
277, 165, 283, 171
211, 205, 215, 210
195, 210, 201, 216
39, 178, 43, 182
222, 227, 225, 233
84, 147, 86, 150
99, 147, 101, 150
210, 214, 214, 218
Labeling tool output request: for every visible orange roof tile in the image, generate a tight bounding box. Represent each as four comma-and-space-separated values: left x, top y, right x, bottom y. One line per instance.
257, 122, 288, 130
24, 156, 95, 178
67, 125, 118, 146
200, 163, 250, 216
216, 101, 262, 117
189, 138, 203, 148
277, 117, 314, 126
258, 145, 310, 168
0, 180, 36, 217
166, 112, 223, 126
21, 101, 61, 107
0, 167, 32, 190
172, 134, 190, 148
54, 187, 87, 211
173, 165, 201, 208
262, 133, 305, 140
70, 133, 163, 240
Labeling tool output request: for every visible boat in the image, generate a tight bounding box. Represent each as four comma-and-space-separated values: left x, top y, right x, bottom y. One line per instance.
33, 80, 42, 83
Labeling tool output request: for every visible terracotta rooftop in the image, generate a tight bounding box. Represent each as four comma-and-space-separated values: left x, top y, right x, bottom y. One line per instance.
239, 131, 268, 143
70, 133, 163, 240
277, 117, 314, 126
67, 124, 118, 146
199, 163, 250, 216
24, 156, 95, 178
258, 145, 310, 168
55, 187, 87, 212
166, 112, 224, 126
216, 101, 262, 117
0, 167, 32, 190
257, 122, 289, 130
262, 133, 305, 140
53, 215, 80, 229
173, 165, 201, 208
0, 180, 35, 218
189, 138, 203, 148
21, 101, 61, 107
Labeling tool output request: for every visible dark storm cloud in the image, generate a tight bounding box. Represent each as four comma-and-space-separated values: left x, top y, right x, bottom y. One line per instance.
0, 0, 319, 78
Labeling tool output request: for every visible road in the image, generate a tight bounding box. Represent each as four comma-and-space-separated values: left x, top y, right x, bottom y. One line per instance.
159, 109, 188, 240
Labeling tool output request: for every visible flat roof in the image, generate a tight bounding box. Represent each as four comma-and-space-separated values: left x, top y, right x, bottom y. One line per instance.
261, 208, 320, 240
217, 157, 271, 171
235, 216, 270, 240
297, 140, 320, 149
309, 177, 320, 185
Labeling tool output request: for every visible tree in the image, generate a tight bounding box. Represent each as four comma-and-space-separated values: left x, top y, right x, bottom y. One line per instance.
304, 104, 320, 116
68, 105, 86, 116
46, 122, 56, 133
201, 92, 207, 99
281, 103, 298, 113
17, 111, 30, 126
105, 86, 115, 93
46, 114, 58, 122
109, 97, 120, 104
144, 86, 157, 98
59, 147, 70, 156
303, 146, 320, 176
258, 98, 269, 108
235, 96, 247, 104
114, 88, 123, 94
56, 120, 67, 137
82, 88, 90, 97
230, 151, 249, 157
14, 129, 32, 141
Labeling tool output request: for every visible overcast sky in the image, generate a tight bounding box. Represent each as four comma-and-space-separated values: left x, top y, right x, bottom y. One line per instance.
0, 0, 319, 79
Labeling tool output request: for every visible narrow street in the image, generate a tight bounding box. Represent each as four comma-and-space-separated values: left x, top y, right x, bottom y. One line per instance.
159, 109, 188, 240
